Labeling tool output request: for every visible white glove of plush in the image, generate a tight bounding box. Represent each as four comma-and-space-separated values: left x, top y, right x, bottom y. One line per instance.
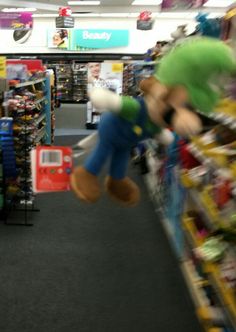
155, 129, 174, 146
89, 88, 122, 113
76, 132, 98, 152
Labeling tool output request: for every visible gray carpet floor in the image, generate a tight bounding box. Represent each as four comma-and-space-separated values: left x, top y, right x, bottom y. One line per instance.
55, 104, 87, 130
0, 135, 204, 332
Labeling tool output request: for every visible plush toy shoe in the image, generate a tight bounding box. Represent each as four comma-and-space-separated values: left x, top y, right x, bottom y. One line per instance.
105, 176, 140, 207
70, 166, 101, 203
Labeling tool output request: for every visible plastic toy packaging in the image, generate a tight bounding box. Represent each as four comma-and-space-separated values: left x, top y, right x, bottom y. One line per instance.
7, 64, 28, 82
31, 146, 73, 193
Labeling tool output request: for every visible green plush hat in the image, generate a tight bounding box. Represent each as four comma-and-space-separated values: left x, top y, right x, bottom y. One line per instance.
156, 37, 236, 114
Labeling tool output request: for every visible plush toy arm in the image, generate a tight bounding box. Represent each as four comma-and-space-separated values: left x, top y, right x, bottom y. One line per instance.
89, 87, 141, 121
89, 88, 122, 112
74, 132, 98, 152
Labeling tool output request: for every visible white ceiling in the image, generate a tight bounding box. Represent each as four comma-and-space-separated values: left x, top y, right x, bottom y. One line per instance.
0, 0, 230, 14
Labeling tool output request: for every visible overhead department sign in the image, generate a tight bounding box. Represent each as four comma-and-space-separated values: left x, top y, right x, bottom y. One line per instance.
48, 29, 129, 50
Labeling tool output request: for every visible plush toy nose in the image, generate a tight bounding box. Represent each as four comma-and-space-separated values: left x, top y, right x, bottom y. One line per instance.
172, 107, 202, 137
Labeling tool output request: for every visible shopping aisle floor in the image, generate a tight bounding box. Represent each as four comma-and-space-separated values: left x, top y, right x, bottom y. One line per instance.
55, 103, 92, 136
0, 135, 203, 332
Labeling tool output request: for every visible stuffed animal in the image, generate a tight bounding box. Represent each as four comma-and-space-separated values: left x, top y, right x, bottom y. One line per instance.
195, 13, 221, 39
70, 38, 236, 207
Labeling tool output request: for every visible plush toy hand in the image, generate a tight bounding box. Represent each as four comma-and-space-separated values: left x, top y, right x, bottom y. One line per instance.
89, 88, 122, 113
172, 108, 202, 137
75, 132, 98, 152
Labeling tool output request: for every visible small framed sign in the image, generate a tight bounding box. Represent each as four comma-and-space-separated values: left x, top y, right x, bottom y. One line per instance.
56, 16, 74, 28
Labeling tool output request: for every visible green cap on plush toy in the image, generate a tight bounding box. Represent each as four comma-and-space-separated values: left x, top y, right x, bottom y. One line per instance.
156, 37, 236, 114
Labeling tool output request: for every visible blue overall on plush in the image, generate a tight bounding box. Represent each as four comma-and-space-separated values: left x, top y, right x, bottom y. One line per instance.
84, 98, 154, 179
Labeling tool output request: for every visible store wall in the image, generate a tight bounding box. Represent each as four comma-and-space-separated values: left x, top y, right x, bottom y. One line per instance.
0, 17, 197, 54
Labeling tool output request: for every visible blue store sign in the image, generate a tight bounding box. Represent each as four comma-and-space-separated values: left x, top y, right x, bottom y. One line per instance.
71, 29, 129, 50
48, 29, 129, 50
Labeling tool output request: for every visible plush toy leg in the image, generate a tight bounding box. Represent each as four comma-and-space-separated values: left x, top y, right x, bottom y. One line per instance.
70, 166, 101, 203
71, 141, 113, 203
106, 177, 140, 207
105, 148, 140, 206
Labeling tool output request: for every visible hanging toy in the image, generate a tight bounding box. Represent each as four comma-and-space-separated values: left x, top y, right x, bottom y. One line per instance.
195, 13, 221, 39
171, 25, 188, 43
70, 38, 236, 207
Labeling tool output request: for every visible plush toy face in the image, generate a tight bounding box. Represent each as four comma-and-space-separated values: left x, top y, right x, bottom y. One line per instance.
140, 76, 202, 137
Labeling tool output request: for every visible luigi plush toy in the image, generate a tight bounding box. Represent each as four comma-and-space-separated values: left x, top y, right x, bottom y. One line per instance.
70, 38, 236, 207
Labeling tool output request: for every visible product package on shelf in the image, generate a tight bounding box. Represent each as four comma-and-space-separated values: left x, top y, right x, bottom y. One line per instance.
122, 63, 136, 96
7, 59, 46, 86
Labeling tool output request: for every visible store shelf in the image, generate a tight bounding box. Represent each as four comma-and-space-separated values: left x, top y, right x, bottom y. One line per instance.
181, 261, 228, 331
197, 110, 236, 131
206, 263, 236, 330
35, 127, 46, 143
181, 260, 210, 309
35, 97, 47, 105
11, 78, 46, 88
182, 216, 205, 248
187, 189, 218, 231
188, 143, 234, 179
34, 113, 46, 126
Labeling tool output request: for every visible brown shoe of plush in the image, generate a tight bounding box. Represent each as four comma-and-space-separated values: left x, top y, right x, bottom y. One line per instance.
105, 176, 140, 207
70, 166, 101, 203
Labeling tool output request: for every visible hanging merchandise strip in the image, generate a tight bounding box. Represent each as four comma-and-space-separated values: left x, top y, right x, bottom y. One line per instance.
0, 117, 17, 178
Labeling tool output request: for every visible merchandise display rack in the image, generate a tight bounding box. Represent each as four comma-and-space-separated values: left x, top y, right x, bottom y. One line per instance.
144, 104, 236, 331
72, 61, 88, 102
2, 75, 52, 225
123, 61, 156, 96
0, 79, 7, 220
45, 60, 88, 104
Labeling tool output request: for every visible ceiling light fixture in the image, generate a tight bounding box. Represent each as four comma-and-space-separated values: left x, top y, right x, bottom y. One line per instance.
132, 0, 162, 5
203, 0, 235, 7
100, 13, 134, 17
72, 13, 100, 16
2, 7, 37, 12
68, 1, 100, 5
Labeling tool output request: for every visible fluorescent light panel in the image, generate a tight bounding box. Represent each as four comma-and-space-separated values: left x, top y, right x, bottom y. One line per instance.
2, 7, 37, 12
132, 0, 162, 5
72, 13, 100, 16
68, 1, 100, 5
33, 13, 57, 17
204, 0, 235, 7
100, 13, 139, 17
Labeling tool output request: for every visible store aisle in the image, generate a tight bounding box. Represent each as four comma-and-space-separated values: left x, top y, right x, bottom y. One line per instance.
55, 103, 89, 136
0, 136, 203, 332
